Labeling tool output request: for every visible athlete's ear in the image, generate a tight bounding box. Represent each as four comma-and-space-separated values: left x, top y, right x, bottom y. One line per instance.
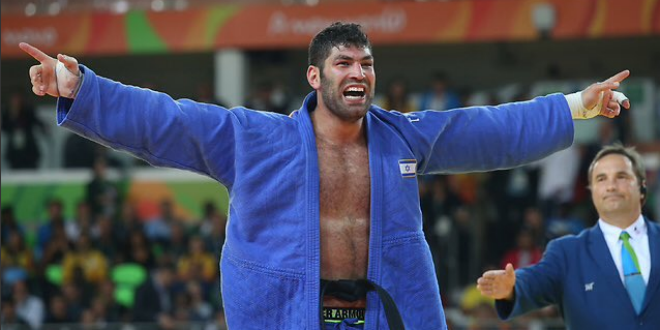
307, 65, 321, 90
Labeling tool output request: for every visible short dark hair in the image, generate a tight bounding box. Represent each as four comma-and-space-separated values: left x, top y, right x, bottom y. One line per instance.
1, 206, 14, 217
308, 22, 371, 70
587, 143, 646, 187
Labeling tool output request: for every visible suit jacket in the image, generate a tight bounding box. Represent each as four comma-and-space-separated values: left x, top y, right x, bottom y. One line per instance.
496, 218, 660, 329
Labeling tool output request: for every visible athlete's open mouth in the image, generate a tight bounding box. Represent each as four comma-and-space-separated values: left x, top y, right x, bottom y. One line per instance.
343, 85, 366, 100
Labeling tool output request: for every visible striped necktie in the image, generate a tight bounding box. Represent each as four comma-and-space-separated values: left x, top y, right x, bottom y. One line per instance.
620, 231, 646, 314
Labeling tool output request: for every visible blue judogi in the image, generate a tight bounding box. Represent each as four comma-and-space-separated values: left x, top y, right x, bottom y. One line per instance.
57, 66, 573, 329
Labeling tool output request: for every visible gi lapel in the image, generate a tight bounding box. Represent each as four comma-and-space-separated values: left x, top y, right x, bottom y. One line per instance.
297, 92, 322, 329
364, 110, 385, 330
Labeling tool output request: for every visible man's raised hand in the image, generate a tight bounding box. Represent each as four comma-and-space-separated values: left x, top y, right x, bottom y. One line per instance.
580, 70, 631, 119
20, 42, 82, 99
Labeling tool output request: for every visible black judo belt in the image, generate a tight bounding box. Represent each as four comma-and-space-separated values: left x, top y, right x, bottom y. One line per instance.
319, 279, 405, 330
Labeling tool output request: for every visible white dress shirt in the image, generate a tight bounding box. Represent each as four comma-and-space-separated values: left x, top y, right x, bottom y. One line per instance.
599, 215, 651, 285
15, 295, 45, 329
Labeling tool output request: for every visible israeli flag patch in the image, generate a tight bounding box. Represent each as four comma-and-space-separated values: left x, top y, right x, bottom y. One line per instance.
404, 113, 420, 122
399, 159, 417, 178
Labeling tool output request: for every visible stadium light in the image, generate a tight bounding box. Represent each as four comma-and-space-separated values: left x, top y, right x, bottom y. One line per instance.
151, 0, 165, 11
48, 2, 62, 15
173, 0, 188, 11
532, 2, 556, 39
112, 0, 130, 14
25, 2, 37, 16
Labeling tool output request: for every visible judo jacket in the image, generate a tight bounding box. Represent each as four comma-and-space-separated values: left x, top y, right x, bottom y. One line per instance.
57, 66, 574, 330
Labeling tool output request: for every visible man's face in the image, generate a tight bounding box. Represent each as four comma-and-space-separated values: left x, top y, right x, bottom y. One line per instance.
318, 45, 375, 122
48, 202, 63, 219
590, 154, 642, 220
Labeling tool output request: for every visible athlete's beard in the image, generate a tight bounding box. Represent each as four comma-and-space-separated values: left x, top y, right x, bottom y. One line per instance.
319, 72, 373, 122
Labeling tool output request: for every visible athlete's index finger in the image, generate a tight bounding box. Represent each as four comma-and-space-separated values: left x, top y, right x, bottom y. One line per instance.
603, 70, 630, 84
19, 42, 53, 63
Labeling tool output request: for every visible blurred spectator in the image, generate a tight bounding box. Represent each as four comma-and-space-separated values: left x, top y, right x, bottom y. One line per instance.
12, 280, 45, 330
1, 231, 35, 284
418, 72, 462, 111
44, 295, 73, 324
1, 297, 30, 329
499, 228, 543, 269
420, 176, 462, 289
123, 230, 156, 269
133, 265, 177, 324
613, 99, 634, 145
116, 202, 144, 237
484, 166, 540, 266
177, 236, 216, 284
86, 156, 120, 219
196, 200, 226, 252
506, 166, 539, 213
460, 273, 498, 330
187, 281, 214, 322
158, 221, 189, 266
36, 199, 67, 256
1, 90, 47, 169
204, 311, 228, 330
521, 207, 547, 248
545, 202, 586, 239
536, 144, 581, 218
246, 81, 290, 115
145, 199, 181, 243
449, 173, 480, 205
92, 214, 121, 263
38, 225, 70, 273
65, 201, 93, 242
62, 233, 109, 285
114, 203, 145, 263
97, 280, 125, 321
382, 77, 416, 113
422, 177, 462, 236
173, 291, 192, 324
464, 91, 499, 107
79, 309, 98, 330
1, 206, 23, 243
202, 212, 227, 257
37, 225, 71, 306
268, 82, 291, 115
63, 134, 100, 169
89, 294, 119, 324
196, 83, 227, 107
461, 265, 496, 315
460, 265, 501, 330
158, 314, 177, 330
454, 206, 477, 287
585, 121, 618, 156
197, 200, 219, 237
77, 296, 118, 329
61, 282, 85, 321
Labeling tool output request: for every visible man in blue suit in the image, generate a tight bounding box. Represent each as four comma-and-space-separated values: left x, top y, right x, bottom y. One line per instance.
477, 144, 659, 329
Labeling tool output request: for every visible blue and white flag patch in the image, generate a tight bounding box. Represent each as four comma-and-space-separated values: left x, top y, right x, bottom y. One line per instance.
404, 113, 420, 122
399, 159, 417, 178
